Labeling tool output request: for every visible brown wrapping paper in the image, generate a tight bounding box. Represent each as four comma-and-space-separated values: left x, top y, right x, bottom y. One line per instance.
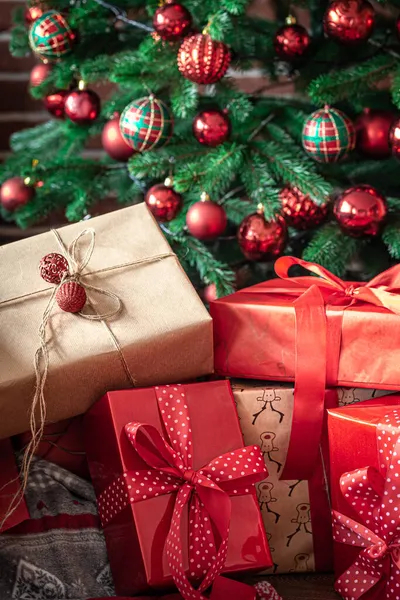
0, 204, 213, 438
232, 381, 390, 574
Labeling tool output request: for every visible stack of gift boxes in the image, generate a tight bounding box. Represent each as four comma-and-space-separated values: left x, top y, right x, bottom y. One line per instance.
1, 203, 400, 599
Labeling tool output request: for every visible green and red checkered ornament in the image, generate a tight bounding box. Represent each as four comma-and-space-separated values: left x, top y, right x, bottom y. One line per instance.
29, 10, 75, 62
302, 106, 355, 163
119, 96, 173, 152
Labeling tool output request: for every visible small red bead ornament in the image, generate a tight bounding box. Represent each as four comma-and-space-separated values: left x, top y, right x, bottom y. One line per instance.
30, 63, 52, 87
44, 90, 68, 119
186, 193, 227, 240
153, 1, 192, 41
280, 185, 329, 229
177, 33, 231, 84
56, 281, 86, 313
193, 109, 231, 147
64, 85, 100, 124
25, 1, 47, 24
323, 0, 375, 45
238, 206, 287, 261
333, 184, 387, 237
274, 16, 311, 62
39, 253, 69, 284
390, 117, 400, 159
145, 178, 182, 222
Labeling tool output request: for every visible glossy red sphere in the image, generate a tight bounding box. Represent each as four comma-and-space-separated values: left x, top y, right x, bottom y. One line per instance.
355, 109, 396, 158
390, 117, 400, 159
25, 2, 47, 23
0, 177, 35, 211
274, 23, 311, 61
280, 186, 328, 230
56, 281, 86, 313
333, 184, 387, 236
193, 109, 231, 147
39, 253, 69, 284
203, 283, 218, 303
64, 89, 100, 124
323, 0, 375, 44
186, 199, 227, 240
102, 116, 134, 161
44, 90, 68, 119
238, 213, 287, 261
30, 63, 52, 87
153, 2, 192, 41
145, 183, 182, 222
178, 33, 231, 84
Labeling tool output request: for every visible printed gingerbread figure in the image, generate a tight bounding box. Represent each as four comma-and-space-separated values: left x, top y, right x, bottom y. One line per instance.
256, 481, 281, 524
252, 389, 285, 425
259, 431, 283, 473
338, 388, 361, 406
286, 503, 312, 547
290, 553, 310, 572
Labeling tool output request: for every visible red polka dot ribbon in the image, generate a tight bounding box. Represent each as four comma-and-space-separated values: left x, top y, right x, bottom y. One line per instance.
332, 409, 400, 599
98, 384, 268, 600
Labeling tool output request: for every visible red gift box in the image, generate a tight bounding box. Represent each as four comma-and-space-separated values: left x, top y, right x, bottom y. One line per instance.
0, 438, 29, 531
211, 257, 400, 481
85, 381, 272, 598
328, 396, 400, 599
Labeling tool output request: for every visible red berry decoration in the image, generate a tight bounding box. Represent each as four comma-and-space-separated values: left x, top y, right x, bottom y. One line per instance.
186, 194, 227, 240
44, 90, 68, 119
323, 0, 375, 45
274, 16, 311, 62
0, 177, 35, 211
333, 184, 387, 237
355, 109, 397, 159
238, 208, 287, 261
30, 63, 52, 87
193, 109, 231, 147
102, 115, 134, 161
153, 2, 192, 41
177, 33, 231, 84
56, 281, 86, 313
39, 253, 69, 284
145, 179, 183, 222
280, 186, 329, 230
64, 88, 100, 124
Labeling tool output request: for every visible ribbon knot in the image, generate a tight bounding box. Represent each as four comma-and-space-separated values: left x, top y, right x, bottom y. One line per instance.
183, 468, 201, 487
368, 541, 388, 560
344, 284, 357, 298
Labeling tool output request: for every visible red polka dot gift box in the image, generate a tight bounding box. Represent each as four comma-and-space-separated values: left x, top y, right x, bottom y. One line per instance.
327, 395, 400, 600
84, 380, 272, 598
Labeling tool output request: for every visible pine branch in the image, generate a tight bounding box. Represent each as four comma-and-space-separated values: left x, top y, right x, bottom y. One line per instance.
383, 220, 400, 259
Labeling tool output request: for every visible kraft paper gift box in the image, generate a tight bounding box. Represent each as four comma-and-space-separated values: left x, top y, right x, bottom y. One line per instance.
0, 203, 213, 438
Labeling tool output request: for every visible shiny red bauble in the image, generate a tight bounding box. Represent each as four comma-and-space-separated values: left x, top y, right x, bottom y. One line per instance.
280, 186, 329, 230
145, 182, 183, 222
39, 253, 69, 284
323, 0, 375, 44
333, 184, 387, 237
274, 22, 311, 61
355, 109, 396, 159
153, 2, 192, 41
390, 117, 400, 160
56, 281, 86, 313
30, 63, 52, 87
186, 197, 227, 240
192, 109, 231, 147
64, 89, 100, 124
25, 1, 47, 23
238, 212, 287, 261
177, 33, 231, 84
102, 116, 134, 161
44, 90, 68, 119
0, 177, 35, 211
203, 283, 218, 303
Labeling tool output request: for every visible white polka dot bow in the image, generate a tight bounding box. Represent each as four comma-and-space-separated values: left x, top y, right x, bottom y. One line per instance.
98, 384, 268, 600
332, 410, 400, 600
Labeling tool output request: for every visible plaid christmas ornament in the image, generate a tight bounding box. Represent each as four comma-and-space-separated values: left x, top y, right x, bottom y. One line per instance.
29, 10, 74, 61
119, 96, 173, 152
302, 106, 355, 163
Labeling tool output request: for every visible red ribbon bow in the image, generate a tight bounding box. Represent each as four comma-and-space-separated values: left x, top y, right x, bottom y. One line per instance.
98, 384, 268, 600
332, 409, 400, 599
273, 256, 400, 480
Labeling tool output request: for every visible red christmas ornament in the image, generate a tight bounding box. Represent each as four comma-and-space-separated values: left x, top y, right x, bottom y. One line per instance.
30, 63, 52, 87
390, 117, 400, 159
186, 194, 227, 240
25, 1, 47, 24
56, 281, 86, 313
39, 253, 69, 284
193, 109, 231, 147
44, 90, 68, 119
280, 186, 329, 229
177, 33, 231, 84
153, 2, 192, 41
64, 88, 100, 124
397, 15, 400, 40
333, 184, 387, 237
355, 109, 396, 159
0, 177, 35, 211
323, 0, 375, 44
238, 209, 287, 261
102, 115, 134, 161
203, 283, 218, 303
274, 17, 311, 62
145, 180, 183, 222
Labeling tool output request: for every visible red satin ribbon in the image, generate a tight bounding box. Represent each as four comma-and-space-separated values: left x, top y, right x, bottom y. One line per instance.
273, 256, 400, 480
332, 410, 400, 599
98, 384, 268, 600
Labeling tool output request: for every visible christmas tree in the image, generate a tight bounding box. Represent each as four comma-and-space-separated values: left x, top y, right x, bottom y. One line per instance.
2, 0, 400, 297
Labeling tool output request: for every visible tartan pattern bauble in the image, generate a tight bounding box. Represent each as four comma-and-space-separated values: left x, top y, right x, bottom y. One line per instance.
302, 107, 355, 163
177, 33, 231, 85
29, 10, 74, 61
119, 96, 174, 152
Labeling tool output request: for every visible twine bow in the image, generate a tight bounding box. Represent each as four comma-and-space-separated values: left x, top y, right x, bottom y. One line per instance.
98, 384, 268, 600
332, 409, 400, 599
